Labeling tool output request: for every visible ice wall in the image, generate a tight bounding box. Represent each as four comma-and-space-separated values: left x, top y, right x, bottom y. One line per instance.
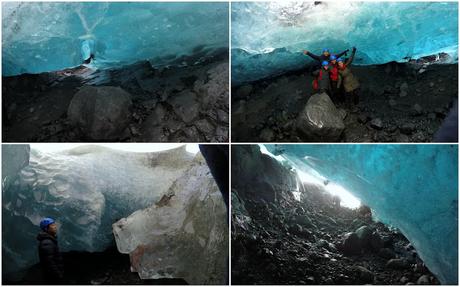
265, 144, 458, 284
2, 2, 228, 76
232, 2, 458, 84
113, 154, 228, 284
2, 145, 195, 275
2, 144, 30, 190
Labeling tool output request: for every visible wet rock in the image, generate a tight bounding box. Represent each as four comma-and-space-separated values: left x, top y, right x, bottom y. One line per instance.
294, 214, 314, 228
296, 93, 344, 141
183, 125, 201, 141
342, 232, 361, 255
400, 82, 409, 91
400, 123, 416, 135
68, 86, 132, 140
396, 133, 410, 142
386, 258, 409, 270
370, 232, 383, 252
370, 118, 383, 130
413, 104, 423, 115
354, 266, 374, 284
400, 276, 410, 284
337, 108, 348, 120
195, 118, 215, 140
416, 275, 431, 285
260, 128, 274, 142
237, 84, 253, 99
412, 131, 426, 142
357, 114, 368, 124
129, 126, 140, 136
217, 109, 229, 124
170, 90, 200, 123
378, 248, 396, 259
355, 226, 372, 247
305, 276, 315, 284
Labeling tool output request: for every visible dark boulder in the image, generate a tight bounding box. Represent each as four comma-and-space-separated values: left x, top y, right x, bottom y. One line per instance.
341, 232, 361, 255
68, 86, 132, 140
296, 93, 345, 141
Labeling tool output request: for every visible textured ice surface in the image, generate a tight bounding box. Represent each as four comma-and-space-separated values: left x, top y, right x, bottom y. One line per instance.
2, 2, 228, 76
265, 144, 458, 284
2, 145, 195, 274
113, 154, 228, 284
232, 2, 458, 84
2, 144, 30, 190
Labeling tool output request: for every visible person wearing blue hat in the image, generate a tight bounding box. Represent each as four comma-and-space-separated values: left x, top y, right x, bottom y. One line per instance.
329, 54, 340, 101
37, 217, 65, 283
311, 60, 332, 95
303, 47, 349, 66
337, 47, 360, 105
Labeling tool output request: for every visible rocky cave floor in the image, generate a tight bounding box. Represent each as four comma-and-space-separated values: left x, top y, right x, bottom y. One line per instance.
232, 186, 440, 285
4, 245, 188, 285
231, 62, 457, 142
2, 52, 229, 142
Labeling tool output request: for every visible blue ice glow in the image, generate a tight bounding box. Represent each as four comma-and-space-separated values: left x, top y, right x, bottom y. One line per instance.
232, 2, 458, 84
265, 144, 458, 284
2, 2, 228, 76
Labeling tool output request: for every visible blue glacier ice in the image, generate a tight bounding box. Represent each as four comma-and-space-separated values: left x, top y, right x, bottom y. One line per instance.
232, 2, 458, 84
265, 144, 458, 284
2, 144, 197, 275
2, 2, 228, 76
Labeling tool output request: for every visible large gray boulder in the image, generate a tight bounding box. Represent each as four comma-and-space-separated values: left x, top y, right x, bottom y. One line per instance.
296, 93, 345, 141
68, 86, 132, 140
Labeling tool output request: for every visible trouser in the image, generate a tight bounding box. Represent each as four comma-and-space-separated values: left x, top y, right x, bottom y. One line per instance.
330, 81, 339, 102
345, 88, 360, 106
318, 88, 332, 98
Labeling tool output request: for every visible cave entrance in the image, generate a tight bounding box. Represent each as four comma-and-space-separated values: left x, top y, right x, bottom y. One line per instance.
297, 169, 361, 209
260, 144, 361, 209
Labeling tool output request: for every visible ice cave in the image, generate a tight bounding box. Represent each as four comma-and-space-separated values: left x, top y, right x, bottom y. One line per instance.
232, 144, 458, 285
2, 144, 228, 284
231, 2, 458, 143
2, 2, 229, 142
232, 2, 458, 84
3, 2, 228, 75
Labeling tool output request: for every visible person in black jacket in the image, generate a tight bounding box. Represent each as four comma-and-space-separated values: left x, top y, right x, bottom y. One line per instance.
303, 48, 349, 67
37, 217, 65, 284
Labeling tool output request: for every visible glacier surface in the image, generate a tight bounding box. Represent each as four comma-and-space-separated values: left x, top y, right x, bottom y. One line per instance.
265, 144, 458, 284
2, 2, 228, 76
232, 2, 458, 84
2, 145, 196, 275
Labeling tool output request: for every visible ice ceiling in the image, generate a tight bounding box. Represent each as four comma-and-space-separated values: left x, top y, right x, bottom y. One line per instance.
265, 144, 458, 284
232, 2, 458, 84
2, 2, 228, 76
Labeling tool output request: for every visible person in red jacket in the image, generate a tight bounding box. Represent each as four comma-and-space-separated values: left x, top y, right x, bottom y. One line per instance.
328, 55, 340, 102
